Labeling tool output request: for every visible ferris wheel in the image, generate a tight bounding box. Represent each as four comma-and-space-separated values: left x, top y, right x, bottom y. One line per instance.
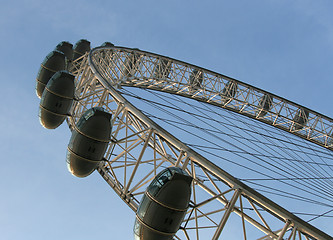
36, 40, 333, 240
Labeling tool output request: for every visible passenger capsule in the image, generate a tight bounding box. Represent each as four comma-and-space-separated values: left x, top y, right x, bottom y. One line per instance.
122, 50, 140, 78
221, 81, 237, 103
66, 107, 112, 178
73, 39, 91, 61
36, 51, 66, 98
134, 167, 192, 240
55, 41, 73, 62
292, 108, 309, 130
154, 59, 171, 79
328, 133, 333, 147
101, 42, 114, 47
189, 69, 203, 89
256, 94, 273, 118
100, 42, 115, 63
39, 71, 75, 129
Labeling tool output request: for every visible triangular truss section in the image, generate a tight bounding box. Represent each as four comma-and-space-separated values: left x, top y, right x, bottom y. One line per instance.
65, 48, 332, 240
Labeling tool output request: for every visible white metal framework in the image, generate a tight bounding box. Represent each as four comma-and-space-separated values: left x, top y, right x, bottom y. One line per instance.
67, 46, 333, 240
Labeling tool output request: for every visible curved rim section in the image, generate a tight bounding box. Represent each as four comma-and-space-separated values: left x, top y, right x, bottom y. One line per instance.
87, 47, 332, 240
90, 45, 333, 151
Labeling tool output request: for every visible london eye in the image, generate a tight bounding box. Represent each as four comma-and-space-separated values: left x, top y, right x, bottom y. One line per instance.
36, 40, 333, 239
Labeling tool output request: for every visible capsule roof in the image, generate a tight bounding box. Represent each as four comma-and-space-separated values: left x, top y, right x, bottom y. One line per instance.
101, 42, 114, 47
39, 70, 75, 129
67, 107, 112, 178
134, 167, 192, 239
73, 39, 91, 60
39, 50, 66, 73
36, 50, 66, 98
146, 167, 193, 208
55, 41, 73, 61
46, 70, 75, 98
76, 107, 112, 142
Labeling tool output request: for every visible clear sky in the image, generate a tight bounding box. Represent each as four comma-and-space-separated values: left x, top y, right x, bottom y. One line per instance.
1, 0, 333, 239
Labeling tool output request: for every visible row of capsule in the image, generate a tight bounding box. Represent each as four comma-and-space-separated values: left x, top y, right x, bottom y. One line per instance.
37, 40, 308, 239
36, 39, 115, 130
152, 61, 309, 129
36, 40, 112, 178
37, 39, 91, 129
36, 40, 193, 240
36, 39, 91, 100
190, 71, 310, 128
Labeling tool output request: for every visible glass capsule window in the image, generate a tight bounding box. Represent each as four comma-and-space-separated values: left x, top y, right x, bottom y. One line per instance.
67, 129, 79, 149
168, 167, 188, 176
158, 169, 172, 184
77, 109, 92, 128
137, 195, 151, 219
147, 168, 172, 196
133, 220, 142, 240
147, 167, 189, 196
147, 178, 162, 196
76, 107, 112, 130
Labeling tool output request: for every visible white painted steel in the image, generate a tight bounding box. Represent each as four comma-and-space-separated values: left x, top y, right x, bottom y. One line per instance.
66, 47, 332, 240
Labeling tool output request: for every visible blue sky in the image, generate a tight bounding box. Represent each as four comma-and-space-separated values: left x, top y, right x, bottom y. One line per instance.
1, 0, 333, 239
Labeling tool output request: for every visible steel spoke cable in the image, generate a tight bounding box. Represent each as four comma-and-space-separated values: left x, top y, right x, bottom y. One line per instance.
307, 208, 333, 223
110, 150, 333, 219
120, 86, 332, 195
305, 151, 333, 190
158, 86, 333, 157
141, 89, 333, 197
239, 179, 333, 208
300, 136, 333, 186
192, 144, 333, 208
186, 143, 333, 167
240, 207, 333, 218
122, 89, 332, 163
189, 92, 333, 183
118, 88, 333, 203
190, 144, 333, 204
139, 113, 333, 192
106, 149, 333, 217
67, 47, 333, 240
123, 87, 333, 160
166, 90, 333, 195
245, 182, 333, 208
240, 177, 333, 181
229, 107, 333, 190
175, 92, 333, 194
116, 86, 332, 225
227, 106, 333, 194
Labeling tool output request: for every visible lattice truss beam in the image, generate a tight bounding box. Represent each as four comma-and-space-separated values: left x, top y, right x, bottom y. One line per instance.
89, 47, 333, 151
66, 53, 331, 240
